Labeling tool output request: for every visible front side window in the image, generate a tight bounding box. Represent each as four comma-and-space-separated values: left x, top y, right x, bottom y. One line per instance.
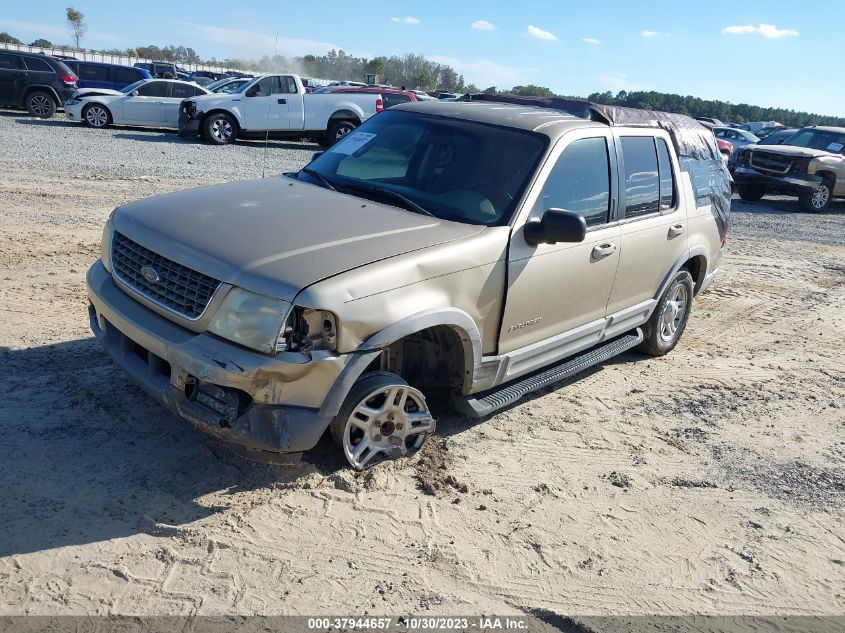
539, 137, 610, 228
620, 136, 660, 218
252, 76, 282, 96
136, 81, 167, 97
303, 110, 548, 226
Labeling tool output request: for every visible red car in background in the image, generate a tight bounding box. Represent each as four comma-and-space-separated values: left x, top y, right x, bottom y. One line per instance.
716, 138, 733, 161
314, 86, 418, 108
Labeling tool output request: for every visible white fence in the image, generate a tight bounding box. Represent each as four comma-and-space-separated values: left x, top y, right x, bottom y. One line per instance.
1, 42, 244, 74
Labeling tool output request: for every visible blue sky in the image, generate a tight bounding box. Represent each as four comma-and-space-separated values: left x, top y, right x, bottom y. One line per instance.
1, 0, 840, 116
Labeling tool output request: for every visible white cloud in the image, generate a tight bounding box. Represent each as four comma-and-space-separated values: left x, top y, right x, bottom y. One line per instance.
526, 25, 558, 41
471, 20, 497, 31
582, 37, 601, 45
427, 55, 539, 89
641, 30, 658, 37
598, 74, 642, 93
721, 23, 798, 39
390, 16, 421, 25
184, 23, 371, 60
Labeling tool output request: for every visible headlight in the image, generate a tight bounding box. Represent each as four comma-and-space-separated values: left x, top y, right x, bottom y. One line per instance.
100, 218, 114, 272
208, 288, 292, 354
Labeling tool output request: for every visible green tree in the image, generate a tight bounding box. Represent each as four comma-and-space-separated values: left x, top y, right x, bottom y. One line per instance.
511, 85, 555, 97
65, 6, 87, 48
30, 38, 53, 48
0, 32, 23, 44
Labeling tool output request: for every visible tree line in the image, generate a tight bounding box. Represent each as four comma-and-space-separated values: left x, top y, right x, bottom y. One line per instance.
2, 24, 842, 126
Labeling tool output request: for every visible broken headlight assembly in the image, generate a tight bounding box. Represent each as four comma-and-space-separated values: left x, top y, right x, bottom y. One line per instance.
207, 287, 337, 355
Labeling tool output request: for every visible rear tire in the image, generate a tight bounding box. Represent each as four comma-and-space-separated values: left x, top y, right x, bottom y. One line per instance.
798, 180, 833, 213
26, 91, 56, 118
737, 184, 766, 201
638, 269, 694, 357
326, 119, 357, 145
202, 112, 237, 145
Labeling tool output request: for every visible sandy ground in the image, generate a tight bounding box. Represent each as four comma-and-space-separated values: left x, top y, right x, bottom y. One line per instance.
0, 111, 844, 619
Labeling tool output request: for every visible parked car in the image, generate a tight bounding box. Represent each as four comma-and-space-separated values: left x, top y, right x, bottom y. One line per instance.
0, 50, 77, 117
206, 77, 252, 94
87, 98, 729, 468
133, 61, 178, 79
189, 70, 228, 82
64, 79, 210, 129
727, 128, 797, 173
178, 74, 383, 146
755, 125, 787, 140
695, 116, 724, 126
62, 61, 151, 91
411, 90, 436, 101
320, 86, 417, 108
733, 126, 845, 211
713, 127, 758, 151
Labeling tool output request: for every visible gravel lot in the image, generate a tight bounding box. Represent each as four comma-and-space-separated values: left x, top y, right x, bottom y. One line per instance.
1, 109, 844, 620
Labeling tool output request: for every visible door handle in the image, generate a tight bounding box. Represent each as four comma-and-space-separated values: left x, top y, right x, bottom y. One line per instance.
277, 98, 286, 104
668, 223, 685, 237
592, 242, 617, 258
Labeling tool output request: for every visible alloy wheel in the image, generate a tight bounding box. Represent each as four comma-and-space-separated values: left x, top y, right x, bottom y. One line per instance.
211, 118, 233, 141
812, 185, 830, 210
30, 95, 52, 117
659, 284, 689, 343
342, 384, 435, 470
86, 106, 108, 127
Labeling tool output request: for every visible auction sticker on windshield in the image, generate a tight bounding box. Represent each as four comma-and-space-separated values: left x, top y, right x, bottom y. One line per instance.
826, 142, 844, 152
332, 132, 376, 155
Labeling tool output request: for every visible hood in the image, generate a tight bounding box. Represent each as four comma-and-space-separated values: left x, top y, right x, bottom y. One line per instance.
112, 176, 484, 301
75, 87, 123, 98
749, 145, 840, 159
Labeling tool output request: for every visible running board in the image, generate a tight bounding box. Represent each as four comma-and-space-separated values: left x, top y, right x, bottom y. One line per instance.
451, 329, 643, 419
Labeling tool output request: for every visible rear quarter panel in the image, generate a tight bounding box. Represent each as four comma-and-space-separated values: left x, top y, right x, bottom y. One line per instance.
303, 93, 380, 130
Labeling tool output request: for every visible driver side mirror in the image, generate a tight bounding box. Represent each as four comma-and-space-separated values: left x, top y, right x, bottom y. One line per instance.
131, 90, 139, 96
523, 208, 587, 246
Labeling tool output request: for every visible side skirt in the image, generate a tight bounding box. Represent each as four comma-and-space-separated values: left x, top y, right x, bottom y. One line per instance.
450, 329, 643, 418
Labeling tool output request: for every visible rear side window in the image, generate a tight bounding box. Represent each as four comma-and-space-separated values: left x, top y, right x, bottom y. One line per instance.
540, 137, 611, 228
383, 94, 411, 108
113, 67, 141, 84
77, 64, 109, 81
656, 139, 675, 210
170, 82, 196, 99
0, 53, 22, 69
620, 136, 660, 218
23, 56, 53, 72
136, 81, 167, 97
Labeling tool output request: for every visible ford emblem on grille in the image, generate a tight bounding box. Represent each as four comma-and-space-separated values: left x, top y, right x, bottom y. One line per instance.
140, 265, 161, 284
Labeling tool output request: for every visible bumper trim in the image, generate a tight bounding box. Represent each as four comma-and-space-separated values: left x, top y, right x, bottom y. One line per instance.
733, 166, 822, 193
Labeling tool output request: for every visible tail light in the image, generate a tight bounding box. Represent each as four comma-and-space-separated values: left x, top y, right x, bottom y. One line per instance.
376, 97, 384, 113
61, 75, 77, 84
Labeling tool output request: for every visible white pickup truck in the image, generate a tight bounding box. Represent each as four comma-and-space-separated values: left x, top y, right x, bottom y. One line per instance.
178, 74, 383, 146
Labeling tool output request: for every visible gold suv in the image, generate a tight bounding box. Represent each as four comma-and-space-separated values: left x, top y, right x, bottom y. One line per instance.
87, 98, 731, 469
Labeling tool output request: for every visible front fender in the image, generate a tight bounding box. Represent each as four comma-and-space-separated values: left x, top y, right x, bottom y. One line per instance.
317, 307, 482, 418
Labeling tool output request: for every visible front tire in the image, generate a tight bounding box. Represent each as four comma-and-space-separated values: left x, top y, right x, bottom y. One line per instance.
82, 103, 111, 128
330, 372, 436, 470
326, 119, 357, 145
639, 269, 694, 357
798, 180, 833, 213
202, 112, 237, 145
737, 184, 766, 201
26, 91, 56, 118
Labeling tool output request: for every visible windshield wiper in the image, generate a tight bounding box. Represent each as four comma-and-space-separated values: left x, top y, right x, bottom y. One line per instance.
340, 182, 436, 217
299, 167, 336, 191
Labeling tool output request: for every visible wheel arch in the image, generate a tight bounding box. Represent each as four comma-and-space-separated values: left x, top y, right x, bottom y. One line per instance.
328, 109, 361, 125
82, 100, 113, 120
21, 84, 60, 107
815, 170, 837, 188
200, 108, 242, 130
654, 247, 709, 300
318, 308, 482, 418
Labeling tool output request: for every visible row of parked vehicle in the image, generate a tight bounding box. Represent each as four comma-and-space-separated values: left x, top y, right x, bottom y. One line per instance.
696, 117, 844, 212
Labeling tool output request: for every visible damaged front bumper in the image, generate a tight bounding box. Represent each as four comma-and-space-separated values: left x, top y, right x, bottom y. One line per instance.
733, 165, 823, 194
178, 101, 200, 138
86, 260, 346, 459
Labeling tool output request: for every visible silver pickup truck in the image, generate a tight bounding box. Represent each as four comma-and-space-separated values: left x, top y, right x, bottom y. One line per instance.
88, 97, 730, 469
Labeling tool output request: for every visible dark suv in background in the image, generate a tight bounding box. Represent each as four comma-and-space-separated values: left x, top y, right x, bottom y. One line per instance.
0, 51, 77, 118
63, 60, 151, 90
133, 61, 178, 79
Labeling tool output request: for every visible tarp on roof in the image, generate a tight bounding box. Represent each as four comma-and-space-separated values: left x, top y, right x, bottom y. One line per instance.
462, 93, 731, 240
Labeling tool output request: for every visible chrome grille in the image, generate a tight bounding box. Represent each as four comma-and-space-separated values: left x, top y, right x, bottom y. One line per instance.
111, 232, 221, 320
750, 151, 793, 174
